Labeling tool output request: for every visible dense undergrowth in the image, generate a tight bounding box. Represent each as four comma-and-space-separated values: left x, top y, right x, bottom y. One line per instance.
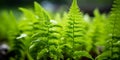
0, 0, 120, 60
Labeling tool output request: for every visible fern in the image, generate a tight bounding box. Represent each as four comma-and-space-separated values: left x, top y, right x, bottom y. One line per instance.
0, 11, 18, 43
27, 2, 62, 60
8, 12, 33, 60
85, 9, 108, 59
10, 34, 32, 60
107, 0, 120, 59
1, 0, 120, 60
27, 2, 50, 59
96, 0, 120, 60
63, 0, 93, 59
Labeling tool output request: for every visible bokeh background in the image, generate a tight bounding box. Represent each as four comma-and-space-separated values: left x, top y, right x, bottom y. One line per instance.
0, 0, 113, 16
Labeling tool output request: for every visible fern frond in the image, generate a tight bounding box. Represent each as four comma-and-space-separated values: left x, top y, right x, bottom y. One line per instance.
66, 0, 85, 48
109, 0, 120, 59
28, 2, 63, 60
63, 0, 92, 59
73, 51, 93, 60
96, 0, 120, 60
19, 8, 37, 22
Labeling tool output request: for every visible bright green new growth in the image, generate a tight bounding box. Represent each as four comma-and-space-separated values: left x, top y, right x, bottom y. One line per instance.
64, 0, 93, 59
1, 0, 120, 60
28, 2, 62, 60
96, 0, 120, 60
108, 0, 120, 59
109, 0, 120, 37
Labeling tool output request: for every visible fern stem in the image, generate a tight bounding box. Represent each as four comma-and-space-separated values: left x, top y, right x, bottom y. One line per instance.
47, 20, 50, 59
111, 17, 115, 59
72, 0, 77, 59
72, 17, 75, 59
111, 0, 118, 59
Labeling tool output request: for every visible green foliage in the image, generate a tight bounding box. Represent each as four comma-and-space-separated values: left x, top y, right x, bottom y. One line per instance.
0, 0, 120, 60
96, 0, 120, 60
0, 11, 17, 42
62, 0, 93, 59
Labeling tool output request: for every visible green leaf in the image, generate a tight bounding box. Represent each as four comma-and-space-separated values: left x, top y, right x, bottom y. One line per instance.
19, 8, 37, 22
37, 48, 48, 60
95, 51, 111, 60
34, 1, 51, 20
73, 51, 93, 60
